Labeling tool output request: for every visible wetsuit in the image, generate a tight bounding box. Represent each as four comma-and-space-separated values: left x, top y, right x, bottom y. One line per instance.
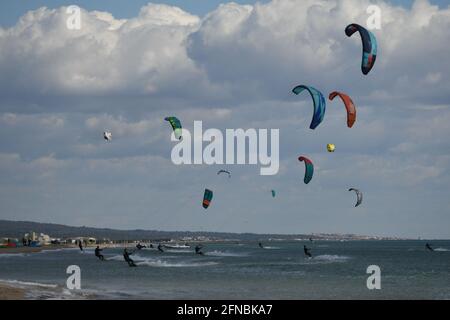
195, 246, 204, 255
123, 249, 137, 267
304, 245, 312, 258
79, 241, 83, 251
136, 243, 146, 250
157, 244, 164, 253
95, 247, 105, 261
426, 243, 434, 251
258, 242, 263, 248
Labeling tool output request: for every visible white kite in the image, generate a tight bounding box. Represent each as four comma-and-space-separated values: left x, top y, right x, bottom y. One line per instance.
103, 131, 112, 141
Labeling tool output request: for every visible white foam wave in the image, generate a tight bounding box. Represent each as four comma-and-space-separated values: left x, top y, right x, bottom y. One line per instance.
137, 259, 219, 268
38, 249, 64, 254
204, 250, 247, 257
0, 279, 58, 288
164, 245, 190, 249
106, 254, 125, 261
313, 255, 350, 262
165, 249, 191, 253
434, 248, 449, 252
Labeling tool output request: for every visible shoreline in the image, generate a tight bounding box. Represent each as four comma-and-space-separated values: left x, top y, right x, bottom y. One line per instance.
0, 244, 78, 254
0, 244, 123, 255
0, 284, 26, 300
0, 239, 434, 255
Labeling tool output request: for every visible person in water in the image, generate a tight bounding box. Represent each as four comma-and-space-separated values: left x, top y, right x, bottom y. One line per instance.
303, 245, 312, 258
78, 240, 83, 252
149, 243, 154, 248
258, 242, 264, 249
95, 246, 105, 261
195, 245, 204, 255
136, 242, 146, 250
426, 243, 434, 251
157, 244, 164, 253
123, 248, 137, 267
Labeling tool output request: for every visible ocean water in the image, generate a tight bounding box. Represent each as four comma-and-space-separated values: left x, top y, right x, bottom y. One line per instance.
0, 240, 449, 299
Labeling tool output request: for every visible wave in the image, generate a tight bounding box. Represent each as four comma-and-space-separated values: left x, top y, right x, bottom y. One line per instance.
105, 253, 217, 267
109, 252, 218, 267
37, 249, 66, 254
164, 249, 192, 253
262, 246, 280, 250
204, 250, 247, 257
136, 259, 219, 268
164, 245, 190, 249
0, 279, 58, 288
106, 254, 146, 261
407, 247, 449, 252
106, 254, 125, 261
0, 279, 98, 300
313, 255, 350, 262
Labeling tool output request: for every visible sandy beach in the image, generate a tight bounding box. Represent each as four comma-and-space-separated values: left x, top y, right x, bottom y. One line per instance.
0, 284, 25, 300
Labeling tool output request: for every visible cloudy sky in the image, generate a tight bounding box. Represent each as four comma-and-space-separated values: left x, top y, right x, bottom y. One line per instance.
0, 0, 449, 238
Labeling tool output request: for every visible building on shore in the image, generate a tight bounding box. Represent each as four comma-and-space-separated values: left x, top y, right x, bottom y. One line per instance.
65, 237, 97, 245
23, 232, 52, 246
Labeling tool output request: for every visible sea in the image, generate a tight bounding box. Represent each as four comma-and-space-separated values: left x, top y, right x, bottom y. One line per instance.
0, 240, 449, 299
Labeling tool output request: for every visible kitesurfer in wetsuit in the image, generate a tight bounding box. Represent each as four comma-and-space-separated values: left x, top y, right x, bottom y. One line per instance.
195, 245, 204, 255
78, 240, 83, 252
95, 246, 105, 261
123, 248, 137, 267
136, 242, 146, 250
304, 245, 312, 258
426, 243, 434, 252
258, 242, 264, 249
157, 244, 164, 253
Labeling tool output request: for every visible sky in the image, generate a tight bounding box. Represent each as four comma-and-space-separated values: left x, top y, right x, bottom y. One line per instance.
0, 0, 450, 238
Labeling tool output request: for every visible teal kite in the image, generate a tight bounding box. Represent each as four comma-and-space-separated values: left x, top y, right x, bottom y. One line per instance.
292, 85, 326, 130
298, 156, 314, 184
345, 23, 378, 75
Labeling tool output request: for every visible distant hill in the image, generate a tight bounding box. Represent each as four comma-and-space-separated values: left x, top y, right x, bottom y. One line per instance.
0, 219, 397, 241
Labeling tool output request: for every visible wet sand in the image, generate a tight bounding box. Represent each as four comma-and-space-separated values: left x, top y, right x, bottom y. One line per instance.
0, 284, 25, 300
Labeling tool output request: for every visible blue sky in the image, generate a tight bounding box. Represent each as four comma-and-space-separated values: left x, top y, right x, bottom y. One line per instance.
0, 0, 450, 238
0, 0, 448, 27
